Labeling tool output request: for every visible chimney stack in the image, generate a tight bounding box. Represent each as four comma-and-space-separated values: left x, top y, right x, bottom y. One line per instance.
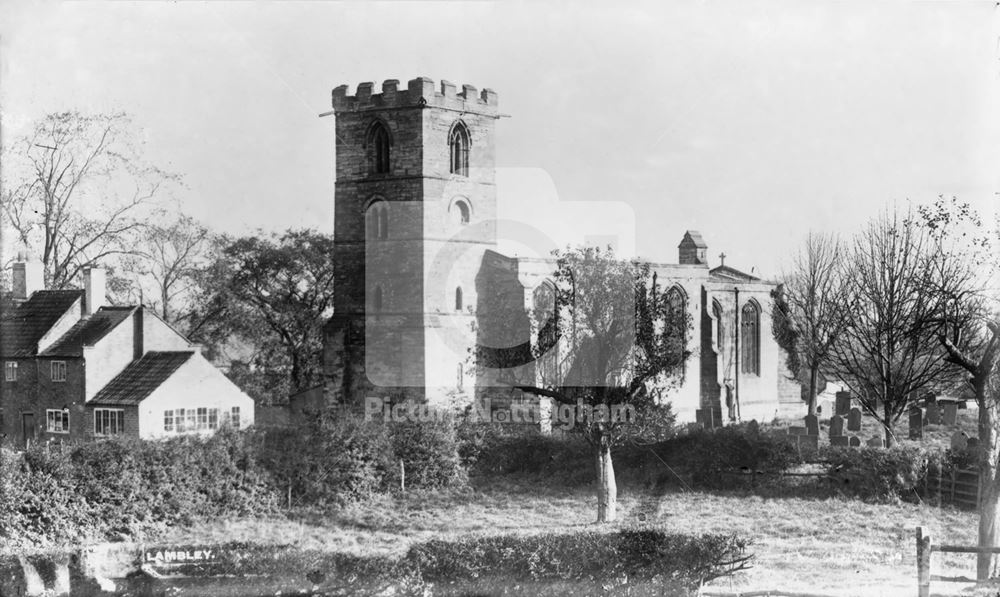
12, 252, 44, 301
83, 267, 106, 315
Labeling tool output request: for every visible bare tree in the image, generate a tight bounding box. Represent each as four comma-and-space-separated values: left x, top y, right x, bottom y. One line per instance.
124, 215, 213, 322
1, 112, 178, 289
916, 196, 999, 579
830, 208, 955, 447
480, 246, 689, 522
775, 232, 852, 415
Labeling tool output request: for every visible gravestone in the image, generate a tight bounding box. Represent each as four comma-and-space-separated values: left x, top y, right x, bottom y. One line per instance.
866, 436, 885, 448
805, 414, 819, 436
788, 426, 808, 436
925, 403, 941, 425
830, 435, 849, 447
796, 434, 818, 452
849, 436, 861, 447
695, 409, 713, 429
943, 403, 958, 426
746, 419, 760, 436
847, 407, 862, 432
908, 407, 923, 440
950, 431, 968, 451
829, 415, 844, 438
836, 391, 852, 416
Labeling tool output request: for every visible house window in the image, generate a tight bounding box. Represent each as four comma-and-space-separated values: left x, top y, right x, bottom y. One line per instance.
368, 121, 391, 174
164, 410, 174, 432
186, 409, 197, 431
741, 302, 761, 376
94, 408, 124, 436
51, 361, 67, 382
455, 287, 463, 311
197, 407, 208, 430
209, 408, 219, 430
46, 409, 69, 433
4, 361, 17, 381
176, 408, 186, 432
231, 407, 241, 430
449, 122, 470, 176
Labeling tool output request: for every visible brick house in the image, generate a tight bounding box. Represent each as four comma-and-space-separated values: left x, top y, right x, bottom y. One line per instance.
0, 260, 254, 448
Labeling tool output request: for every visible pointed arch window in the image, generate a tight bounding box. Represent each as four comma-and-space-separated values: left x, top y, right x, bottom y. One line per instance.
455, 287, 464, 311
741, 302, 760, 375
712, 299, 724, 350
665, 286, 686, 339
368, 121, 391, 175
367, 201, 389, 240
449, 122, 470, 176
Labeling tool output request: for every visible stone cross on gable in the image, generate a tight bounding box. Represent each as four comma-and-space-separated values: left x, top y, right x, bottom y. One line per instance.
719, 252, 726, 266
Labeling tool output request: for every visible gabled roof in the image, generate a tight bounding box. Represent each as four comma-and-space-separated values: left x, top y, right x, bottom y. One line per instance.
678, 230, 707, 249
0, 290, 83, 357
89, 351, 195, 406
709, 264, 761, 283
41, 306, 136, 357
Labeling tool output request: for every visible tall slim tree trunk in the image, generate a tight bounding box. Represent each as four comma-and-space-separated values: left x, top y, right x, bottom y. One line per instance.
807, 366, 819, 416
595, 437, 617, 523
976, 378, 997, 580
882, 401, 894, 448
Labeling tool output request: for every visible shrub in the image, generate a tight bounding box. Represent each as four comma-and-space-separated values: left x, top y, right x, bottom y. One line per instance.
821, 445, 929, 501
407, 528, 752, 593
650, 424, 801, 488
388, 418, 467, 489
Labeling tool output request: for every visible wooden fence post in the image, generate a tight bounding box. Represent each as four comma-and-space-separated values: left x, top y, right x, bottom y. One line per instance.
916, 526, 931, 597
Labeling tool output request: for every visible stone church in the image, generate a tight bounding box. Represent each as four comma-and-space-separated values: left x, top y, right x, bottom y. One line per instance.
321, 77, 802, 425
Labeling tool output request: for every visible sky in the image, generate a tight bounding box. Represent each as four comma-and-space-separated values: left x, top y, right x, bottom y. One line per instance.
1, 1, 997, 279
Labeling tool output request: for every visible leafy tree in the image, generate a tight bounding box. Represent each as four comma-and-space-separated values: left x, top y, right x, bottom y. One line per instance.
1, 112, 178, 289
186, 230, 336, 402
830, 207, 957, 447
774, 232, 852, 415
483, 246, 689, 522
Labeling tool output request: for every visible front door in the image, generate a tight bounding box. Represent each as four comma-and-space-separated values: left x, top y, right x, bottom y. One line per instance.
21, 413, 35, 449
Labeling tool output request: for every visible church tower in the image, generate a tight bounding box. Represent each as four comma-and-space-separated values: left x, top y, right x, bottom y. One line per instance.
323, 77, 500, 406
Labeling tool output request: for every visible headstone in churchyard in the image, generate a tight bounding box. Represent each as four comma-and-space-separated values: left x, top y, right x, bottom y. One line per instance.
830, 435, 849, 447
788, 426, 808, 436
695, 409, 710, 428
805, 414, 819, 436
908, 407, 923, 440
798, 434, 818, 451
967, 437, 979, 450
849, 436, 861, 447
866, 436, 885, 448
943, 403, 958, 426
925, 403, 941, 425
836, 391, 851, 416
746, 419, 760, 437
829, 415, 844, 438
847, 407, 862, 432
951, 431, 968, 451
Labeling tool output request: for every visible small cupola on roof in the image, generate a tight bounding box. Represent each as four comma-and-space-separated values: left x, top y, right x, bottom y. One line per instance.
678, 231, 708, 265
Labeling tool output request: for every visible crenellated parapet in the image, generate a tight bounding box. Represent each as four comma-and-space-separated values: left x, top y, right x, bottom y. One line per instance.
332, 77, 499, 116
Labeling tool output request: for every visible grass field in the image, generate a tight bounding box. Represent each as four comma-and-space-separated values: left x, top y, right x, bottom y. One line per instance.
156, 476, 987, 597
